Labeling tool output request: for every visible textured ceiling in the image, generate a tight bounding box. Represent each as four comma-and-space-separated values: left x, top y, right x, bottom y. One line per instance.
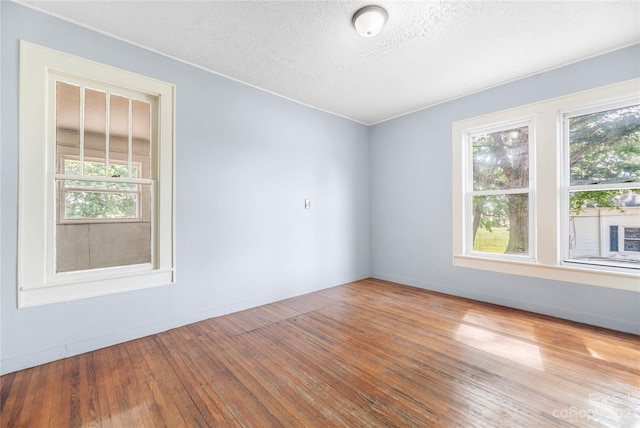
22, 1, 640, 125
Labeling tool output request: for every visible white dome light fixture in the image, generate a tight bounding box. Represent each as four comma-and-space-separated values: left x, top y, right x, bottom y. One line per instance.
352, 5, 388, 38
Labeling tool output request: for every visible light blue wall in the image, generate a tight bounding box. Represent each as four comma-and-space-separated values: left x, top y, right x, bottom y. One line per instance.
370, 44, 640, 335
1, 2, 371, 374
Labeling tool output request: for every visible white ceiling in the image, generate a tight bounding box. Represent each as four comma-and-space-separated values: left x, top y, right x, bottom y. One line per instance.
22, 1, 640, 125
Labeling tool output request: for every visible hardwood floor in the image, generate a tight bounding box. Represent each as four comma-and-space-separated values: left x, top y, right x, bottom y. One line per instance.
1, 278, 639, 427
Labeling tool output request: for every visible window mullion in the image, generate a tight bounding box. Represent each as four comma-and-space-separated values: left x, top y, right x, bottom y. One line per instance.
128, 98, 133, 177
464, 135, 473, 255
79, 86, 85, 176
569, 183, 640, 192
105, 92, 110, 176
63, 186, 138, 194
53, 173, 152, 185
471, 188, 530, 197
535, 110, 562, 266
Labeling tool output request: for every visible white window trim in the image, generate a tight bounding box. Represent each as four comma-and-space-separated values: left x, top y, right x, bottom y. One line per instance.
18, 41, 176, 307
452, 78, 640, 292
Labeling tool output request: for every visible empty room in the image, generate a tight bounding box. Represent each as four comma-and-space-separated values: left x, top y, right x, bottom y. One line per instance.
1, 1, 639, 426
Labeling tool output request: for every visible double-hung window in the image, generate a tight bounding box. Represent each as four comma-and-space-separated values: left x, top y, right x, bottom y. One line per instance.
467, 122, 533, 259
18, 42, 176, 306
563, 102, 640, 270
453, 78, 639, 291
52, 80, 154, 273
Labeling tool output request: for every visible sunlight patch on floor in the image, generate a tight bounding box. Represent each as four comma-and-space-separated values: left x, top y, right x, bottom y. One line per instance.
455, 314, 544, 370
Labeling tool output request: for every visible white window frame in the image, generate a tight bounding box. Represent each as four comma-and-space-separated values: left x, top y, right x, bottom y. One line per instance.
464, 120, 535, 262
18, 41, 176, 307
452, 78, 640, 292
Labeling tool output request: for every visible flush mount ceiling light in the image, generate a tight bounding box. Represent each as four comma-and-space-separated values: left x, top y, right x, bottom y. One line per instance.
352, 5, 388, 37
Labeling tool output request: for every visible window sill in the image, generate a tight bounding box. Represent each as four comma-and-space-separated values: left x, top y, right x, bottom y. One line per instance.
19, 268, 175, 307
453, 255, 639, 292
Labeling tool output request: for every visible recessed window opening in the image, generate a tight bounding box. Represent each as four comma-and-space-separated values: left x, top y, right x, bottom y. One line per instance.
19, 41, 175, 306
452, 78, 639, 291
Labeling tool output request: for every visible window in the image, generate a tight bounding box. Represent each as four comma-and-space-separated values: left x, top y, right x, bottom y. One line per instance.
52, 80, 153, 274
19, 41, 175, 306
467, 122, 533, 259
623, 227, 640, 252
564, 103, 640, 270
452, 78, 639, 291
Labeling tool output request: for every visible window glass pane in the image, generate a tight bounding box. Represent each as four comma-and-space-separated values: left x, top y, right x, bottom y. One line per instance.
132, 99, 151, 179
56, 82, 81, 174
109, 163, 138, 179
64, 190, 137, 220
84, 88, 107, 176
61, 179, 144, 220
64, 160, 138, 189
624, 227, 640, 240
471, 125, 529, 191
472, 194, 529, 255
109, 94, 131, 176
63, 158, 81, 175
568, 189, 640, 269
624, 227, 640, 252
65, 159, 112, 180
569, 188, 640, 213
56, 182, 152, 273
609, 226, 619, 251
569, 105, 640, 186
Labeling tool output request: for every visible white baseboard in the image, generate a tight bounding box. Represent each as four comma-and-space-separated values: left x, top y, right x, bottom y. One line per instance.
1, 271, 370, 375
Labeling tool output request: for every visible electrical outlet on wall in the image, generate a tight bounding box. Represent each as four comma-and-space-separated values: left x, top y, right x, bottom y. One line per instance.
304, 199, 311, 210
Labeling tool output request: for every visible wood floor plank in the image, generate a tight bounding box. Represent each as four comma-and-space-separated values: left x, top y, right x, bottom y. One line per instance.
45, 358, 71, 428
136, 335, 209, 427
240, 328, 385, 427
219, 331, 347, 426
2, 279, 639, 427
289, 307, 537, 425
314, 300, 596, 422
158, 327, 284, 427
249, 320, 445, 426
191, 328, 301, 427
1, 369, 28, 427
